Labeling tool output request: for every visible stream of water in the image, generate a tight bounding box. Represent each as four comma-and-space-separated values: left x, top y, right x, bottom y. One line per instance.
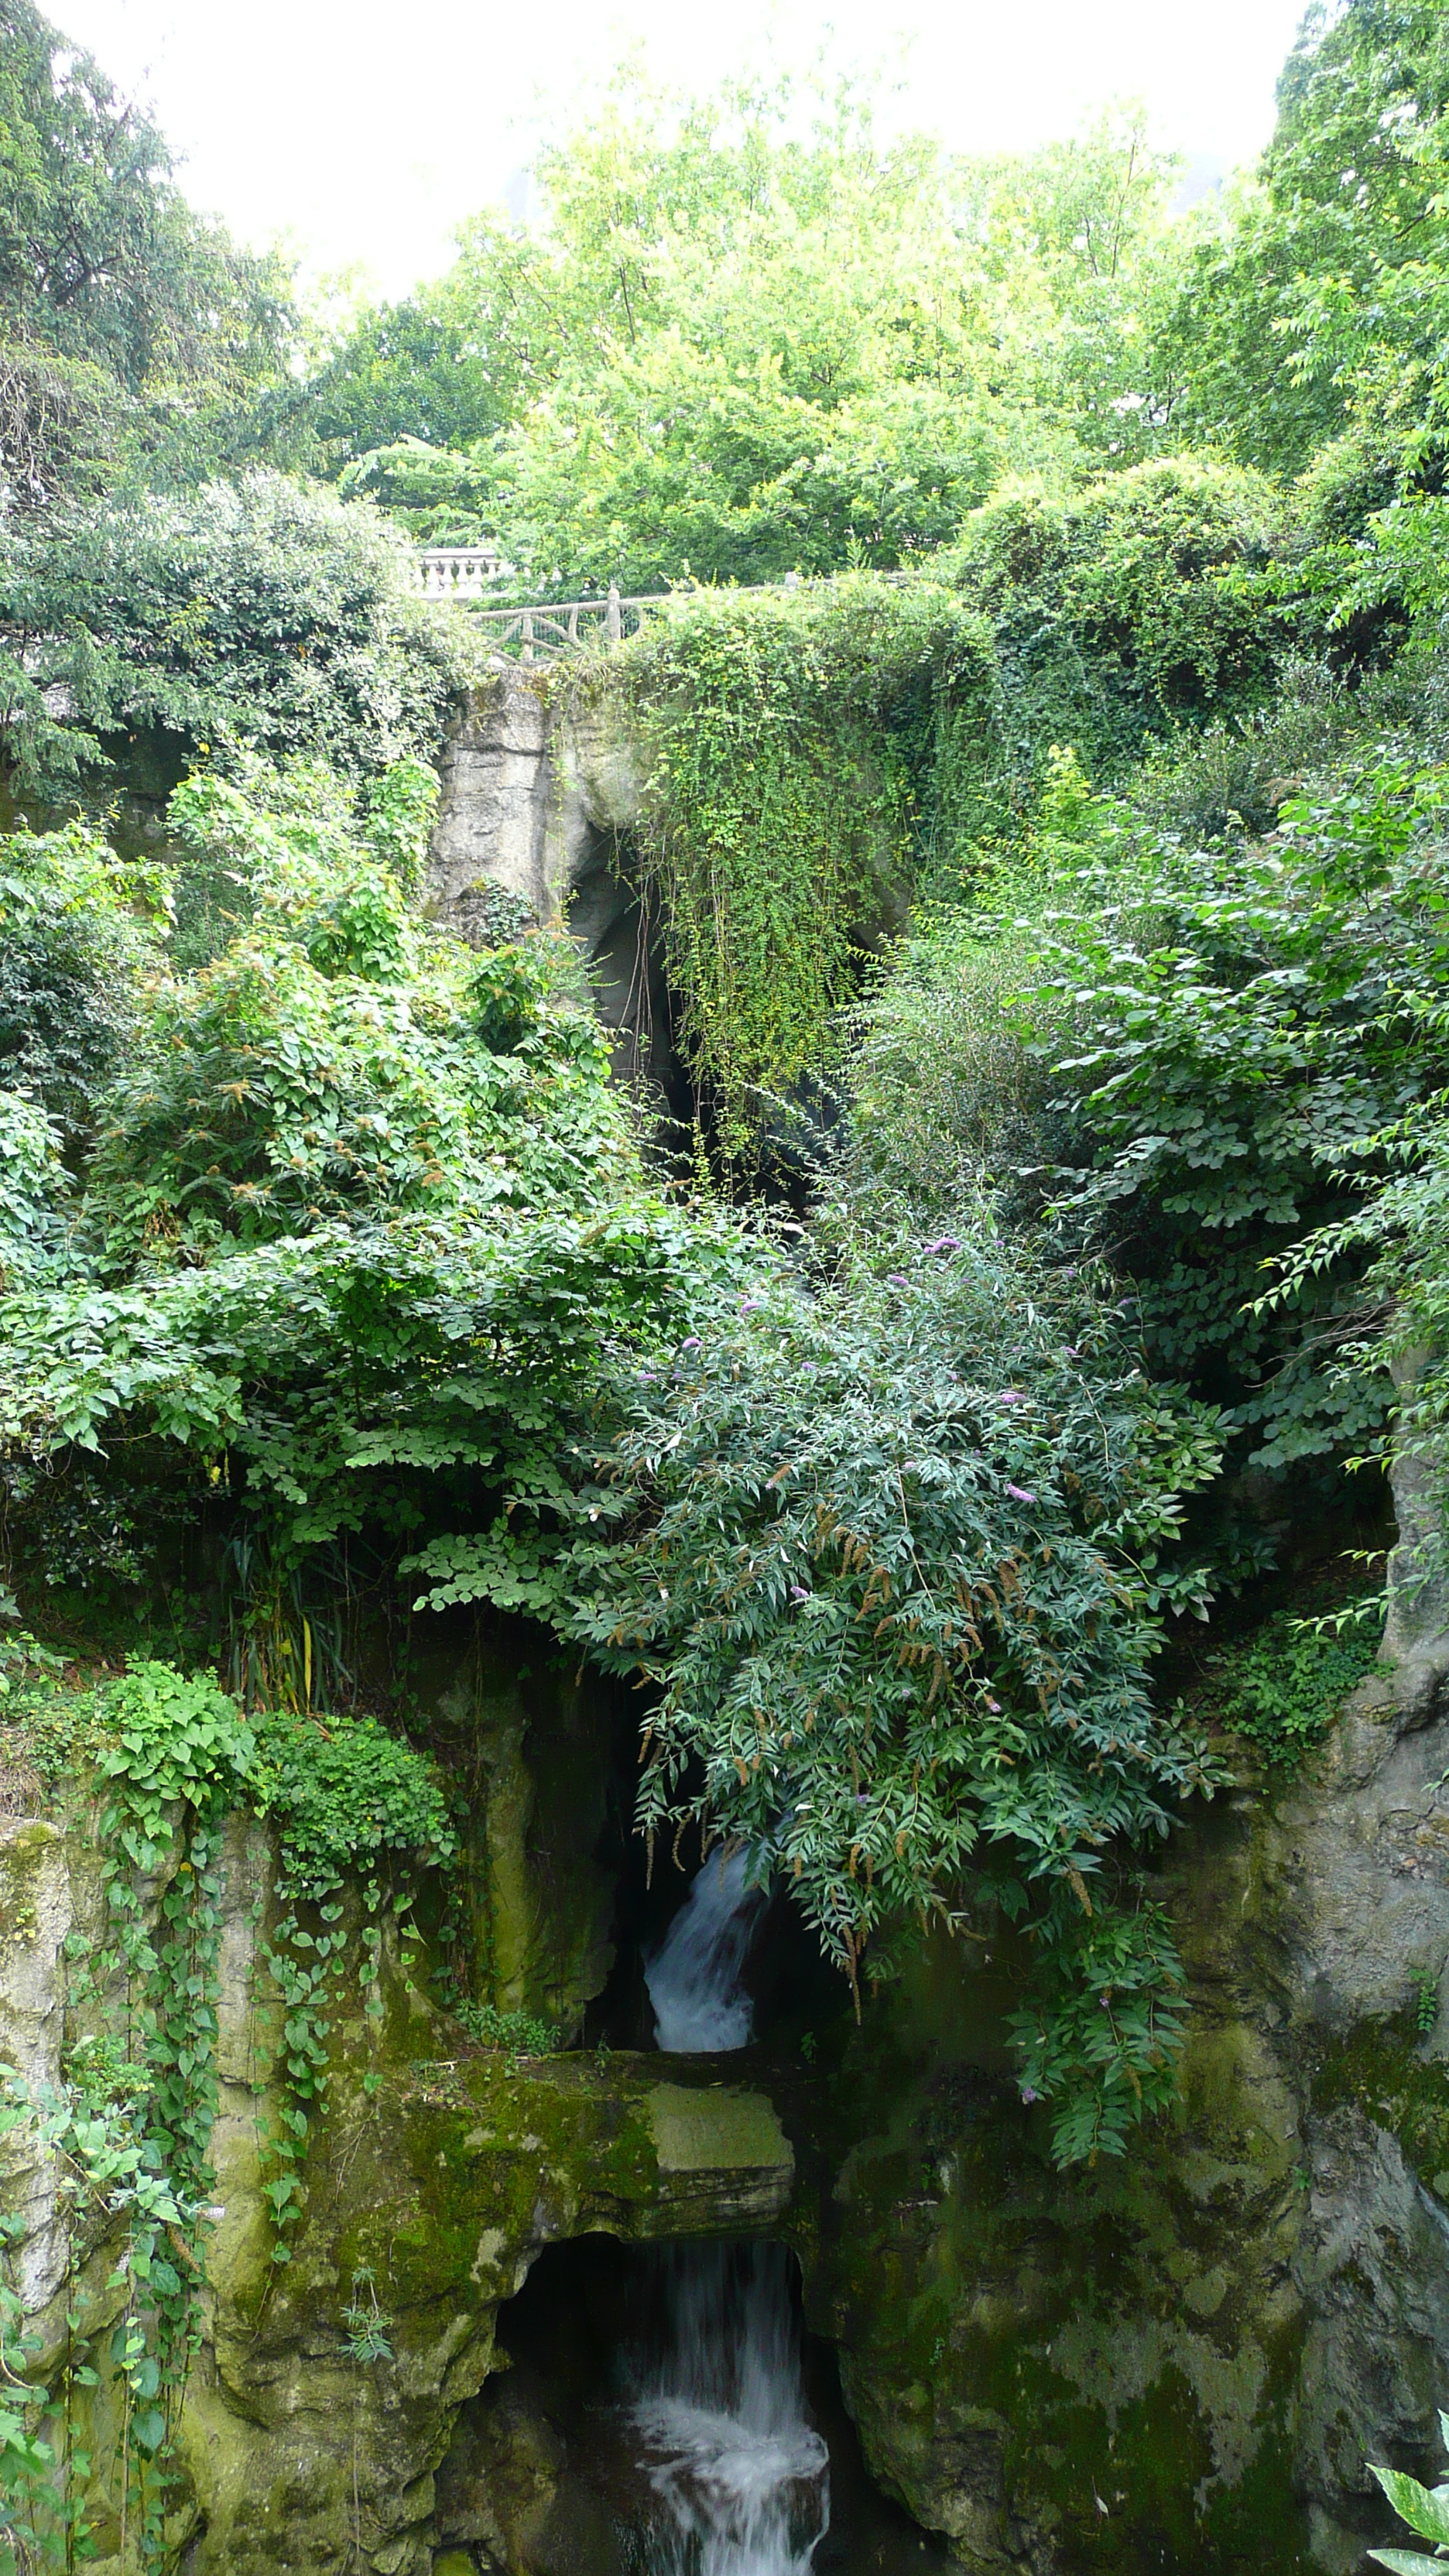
629, 1855, 829, 2576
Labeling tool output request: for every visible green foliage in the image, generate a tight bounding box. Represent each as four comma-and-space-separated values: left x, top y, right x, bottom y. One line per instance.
452, 2000, 562, 2057
1163, 0, 1449, 482
314, 70, 1190, 586
337, 436, 498, 548
0, 0, 294, 503
0, 1090, 66, 1286
0, 818, 169, 1131
245, 1707, 454, 2263
1, 471, 468, 800
566, 1218, 1224, 2146
0, 2058, 200, 2574
1208, 1608, 1382, 1769
0, 1660, 252, 2571
1005, 1890, 1188, 2165
1367, 2407, 1449, 2570
615, 577, 993, 1156
340, 2266, 394, 2367
80, 758, 620, 1267
249, 1710, 453, 1903
976, 758, 1449, 1478
939, 459, 1290, 814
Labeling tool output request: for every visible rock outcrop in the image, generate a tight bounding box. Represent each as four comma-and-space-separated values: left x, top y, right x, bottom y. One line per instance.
426, 671, 670, 1086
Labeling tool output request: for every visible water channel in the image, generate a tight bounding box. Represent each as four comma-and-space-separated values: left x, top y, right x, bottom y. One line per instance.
437, 1851, 950, 2574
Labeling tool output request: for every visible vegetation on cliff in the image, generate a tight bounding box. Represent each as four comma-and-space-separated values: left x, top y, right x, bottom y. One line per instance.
4, 0, 1449, 2263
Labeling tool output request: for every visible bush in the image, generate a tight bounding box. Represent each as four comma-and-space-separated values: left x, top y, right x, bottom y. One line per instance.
0, 818, 168, 1127
938, 457, 1290, 806
566, 1217, 1225, 2161
0, 471, 471, 798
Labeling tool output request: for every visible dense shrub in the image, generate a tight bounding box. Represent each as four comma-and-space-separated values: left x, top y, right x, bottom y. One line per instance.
0, 818, 167, 1126
0, 471, 471, 799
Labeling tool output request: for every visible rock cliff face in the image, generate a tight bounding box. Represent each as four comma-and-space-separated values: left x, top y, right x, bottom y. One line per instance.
425, 671, 668, 1086
0, 1791, 797, 2576
5, 1458, 1449, 2576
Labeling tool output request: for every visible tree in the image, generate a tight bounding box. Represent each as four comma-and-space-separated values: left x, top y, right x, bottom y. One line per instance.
1162, 0, 1449, 481
0, 0, 296, 505
310, 70, 1194, 584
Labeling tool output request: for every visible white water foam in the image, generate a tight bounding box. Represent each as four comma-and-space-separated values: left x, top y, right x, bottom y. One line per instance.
645, 1846, 766, 2053
628, 2245, 830, 2576
632, 1855, 828, 2574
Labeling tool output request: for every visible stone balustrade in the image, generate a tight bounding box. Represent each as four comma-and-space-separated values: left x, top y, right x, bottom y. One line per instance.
413, 558, 891, 658
417, 545, 505, 598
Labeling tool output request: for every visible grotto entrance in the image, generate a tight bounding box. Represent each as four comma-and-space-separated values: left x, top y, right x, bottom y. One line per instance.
434, 1840, 950, 2572
434, 2231, 953, 2575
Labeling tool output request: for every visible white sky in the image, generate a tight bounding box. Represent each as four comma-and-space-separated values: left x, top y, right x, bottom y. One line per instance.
52, 0, 1310, 301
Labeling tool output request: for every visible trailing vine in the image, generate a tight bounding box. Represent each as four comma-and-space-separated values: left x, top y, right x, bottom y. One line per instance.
0, 1665, 456, 2561
1, 1660, 251, 2574
613, 578, 993, 1165
241, 1710, 455, 2267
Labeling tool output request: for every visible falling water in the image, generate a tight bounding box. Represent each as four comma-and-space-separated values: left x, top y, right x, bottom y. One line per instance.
625, 1852, 830, 2574
645, 1847, 766, 2053
626, 2244, 830, 2575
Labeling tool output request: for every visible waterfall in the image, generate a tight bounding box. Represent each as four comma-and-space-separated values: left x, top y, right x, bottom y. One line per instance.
645, 1845, 766, 2053
625, 1850, 829, 2574
627, 2244, 829, 2575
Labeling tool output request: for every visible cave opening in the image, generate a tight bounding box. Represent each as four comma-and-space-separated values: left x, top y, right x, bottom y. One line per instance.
582, 1738, 849, 2060
435, 2231, 952, 2576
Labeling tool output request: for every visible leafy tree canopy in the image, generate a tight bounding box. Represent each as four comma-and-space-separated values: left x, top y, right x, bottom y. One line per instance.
313, 70, 1195, 588
0, 0, 297, 506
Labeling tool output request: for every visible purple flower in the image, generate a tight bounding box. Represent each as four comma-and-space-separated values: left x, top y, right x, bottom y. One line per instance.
790, 1585, 810, 1603
924, 1235, 961, 1255
680, 1337, 701, 1352
1098, 1995, 1112, 2009
1005, 1483, 1036, 1506
886, 1273, 910, 1289
739, 1299, 762, 1314
997, 1389, 1025, 1406
800, 1362, 817, 1375
1020, 2086, 1040, 2105
1064, 1345, 1082, 1360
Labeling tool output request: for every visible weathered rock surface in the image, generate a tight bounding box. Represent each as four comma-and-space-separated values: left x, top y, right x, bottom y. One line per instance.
10, 1472, 1449, 2574
1, 1793, 798, 2576
426, 672, 667, 1084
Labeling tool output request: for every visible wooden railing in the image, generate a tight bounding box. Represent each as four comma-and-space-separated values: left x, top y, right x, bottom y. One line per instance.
414, 557, 848, 659
414, 564, 673, 659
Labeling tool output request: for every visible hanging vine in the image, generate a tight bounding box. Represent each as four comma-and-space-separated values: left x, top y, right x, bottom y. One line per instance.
611, 577, 994, 1166
0, 1665, 456, 2564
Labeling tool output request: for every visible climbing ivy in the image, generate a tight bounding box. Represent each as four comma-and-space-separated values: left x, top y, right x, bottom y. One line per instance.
1, 1660, 251, 2574
245, 1710, 454, 2264
612, 578, 993, 1163
0, 1659, 455, 2558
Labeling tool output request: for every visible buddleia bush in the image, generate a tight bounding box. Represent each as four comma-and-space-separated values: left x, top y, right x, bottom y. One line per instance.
566, 1220, 1225, 2162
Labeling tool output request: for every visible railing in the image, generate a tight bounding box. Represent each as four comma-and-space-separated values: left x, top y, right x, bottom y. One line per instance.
415, 567, 673, 661
418, 546, 506, 599
414, 557, 839, 660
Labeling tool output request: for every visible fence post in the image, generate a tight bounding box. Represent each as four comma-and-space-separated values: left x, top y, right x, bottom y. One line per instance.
606, 582, 622, 646
521, 608, 534, 665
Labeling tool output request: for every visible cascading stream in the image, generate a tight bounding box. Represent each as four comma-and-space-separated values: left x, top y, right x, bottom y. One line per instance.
626, 1854, 829, 2575
645, 1845, 766, 2054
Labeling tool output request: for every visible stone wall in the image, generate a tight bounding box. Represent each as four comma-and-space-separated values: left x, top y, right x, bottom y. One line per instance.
9, 1492, 1449, 2571
425, 671, 670, 1088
